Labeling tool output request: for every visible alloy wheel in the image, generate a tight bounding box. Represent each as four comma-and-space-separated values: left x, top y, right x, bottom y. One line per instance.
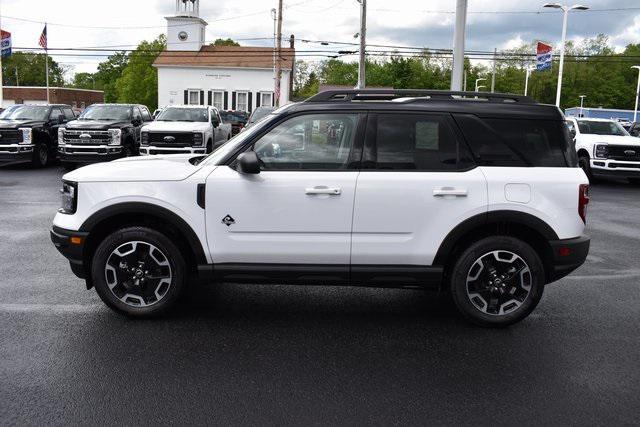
104, 241, 172, 307
465, 250, 532, 316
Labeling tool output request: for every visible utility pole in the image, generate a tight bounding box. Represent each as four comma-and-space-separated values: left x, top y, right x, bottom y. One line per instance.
524, 68, 533, 96
357, 0, 367, 89
490, 48, 497, 92
274, 0, 283, 107
450, 0, 467, 91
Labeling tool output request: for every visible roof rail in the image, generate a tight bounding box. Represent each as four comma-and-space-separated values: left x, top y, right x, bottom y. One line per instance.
305, 89, 536, 104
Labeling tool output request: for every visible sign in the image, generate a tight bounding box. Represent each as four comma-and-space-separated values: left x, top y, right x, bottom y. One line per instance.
1, 30, 11, 58
536, 41, 552, 71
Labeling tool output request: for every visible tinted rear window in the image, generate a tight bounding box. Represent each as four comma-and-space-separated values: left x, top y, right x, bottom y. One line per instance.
454, 114, 574, 167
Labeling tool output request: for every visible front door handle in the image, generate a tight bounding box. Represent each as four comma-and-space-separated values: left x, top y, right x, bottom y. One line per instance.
433, 187, 468, 197
305, 186, 341, 195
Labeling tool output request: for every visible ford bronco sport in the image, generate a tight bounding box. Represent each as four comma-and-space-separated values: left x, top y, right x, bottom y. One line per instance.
50, 90, 590, 327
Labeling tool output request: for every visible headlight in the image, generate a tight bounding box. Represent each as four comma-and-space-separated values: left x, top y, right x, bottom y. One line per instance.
594, 144, 609, 159
141, 131, 149, 146
59, 181, 77, 214
19, 128, 32, 145
58, 128, 65, 146
193, 132, 204, 146
108, 129, 122, 145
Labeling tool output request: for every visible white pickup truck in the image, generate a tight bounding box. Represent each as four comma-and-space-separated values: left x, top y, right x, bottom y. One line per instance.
140, 105, 232, 155
566, 117, 640, 184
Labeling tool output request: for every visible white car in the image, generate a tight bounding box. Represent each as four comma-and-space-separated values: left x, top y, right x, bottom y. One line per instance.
139, 105, 232, 156
51, 90, 590, 327
566, 116, 640, 184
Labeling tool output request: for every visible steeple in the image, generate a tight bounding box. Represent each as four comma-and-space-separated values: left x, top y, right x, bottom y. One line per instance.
166, 0, 207, 51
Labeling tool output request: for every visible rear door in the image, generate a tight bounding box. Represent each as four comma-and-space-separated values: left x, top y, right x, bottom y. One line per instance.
351, 112, 487, 284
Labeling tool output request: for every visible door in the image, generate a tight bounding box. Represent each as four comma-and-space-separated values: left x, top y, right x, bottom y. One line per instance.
351, 112, 487, 282
205, 112, 364, 279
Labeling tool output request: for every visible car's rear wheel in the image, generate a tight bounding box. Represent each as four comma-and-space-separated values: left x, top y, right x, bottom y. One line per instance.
32, 143, 48, 167
91, 227, 187, 317
450, 236, 545, 327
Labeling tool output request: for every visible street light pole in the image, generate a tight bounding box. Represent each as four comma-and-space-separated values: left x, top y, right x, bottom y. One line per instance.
579, 94, 586, 117
543, 3, 589, 108
475, 78, 486, 92
524, 67, 534, 96
451, 0, 468, 91
357, 0, 367, 89
632, 66, 640, 123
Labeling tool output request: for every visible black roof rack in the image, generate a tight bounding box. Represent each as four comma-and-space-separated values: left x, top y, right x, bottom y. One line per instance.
305, 89, 536, 104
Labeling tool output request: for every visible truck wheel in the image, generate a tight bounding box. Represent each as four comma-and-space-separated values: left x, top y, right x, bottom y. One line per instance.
91, 226, 187, 318
31, 143, 49, 167
578, 154, 595, 182
449, 236, 545, 328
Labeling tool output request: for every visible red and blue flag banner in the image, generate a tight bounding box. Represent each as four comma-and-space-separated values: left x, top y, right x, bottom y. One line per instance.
38, 24, 47, 50
1, 30, 11, 58
536, 41, 553, 71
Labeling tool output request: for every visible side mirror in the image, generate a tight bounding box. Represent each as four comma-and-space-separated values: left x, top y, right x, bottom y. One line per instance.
212, 117, 220, 128
236, 151, 260, 174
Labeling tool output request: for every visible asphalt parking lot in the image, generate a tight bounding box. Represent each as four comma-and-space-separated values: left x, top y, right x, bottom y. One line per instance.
1, 163, 639, 425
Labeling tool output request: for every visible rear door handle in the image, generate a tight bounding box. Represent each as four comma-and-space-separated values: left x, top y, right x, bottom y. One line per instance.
433, 187, 468, 197
305, 186, 341, 195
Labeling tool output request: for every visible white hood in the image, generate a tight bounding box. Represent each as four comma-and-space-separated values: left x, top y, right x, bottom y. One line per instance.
578, 134, 640, 146
63, 154, 208, 183
142, 121, 210, 133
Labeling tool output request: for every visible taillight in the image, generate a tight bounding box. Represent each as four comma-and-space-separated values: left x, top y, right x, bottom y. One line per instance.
578, 184, 589, 224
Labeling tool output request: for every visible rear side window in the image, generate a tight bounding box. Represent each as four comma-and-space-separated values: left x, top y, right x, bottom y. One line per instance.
454, 114, 572, 167
369, 113, 474, 171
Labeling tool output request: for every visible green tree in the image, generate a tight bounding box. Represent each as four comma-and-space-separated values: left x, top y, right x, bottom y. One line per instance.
115, 35, 165, 110
95, 51, 129, 102
211, 38, 240, 47
71, 72, 97, 90
1, 51, 65, 86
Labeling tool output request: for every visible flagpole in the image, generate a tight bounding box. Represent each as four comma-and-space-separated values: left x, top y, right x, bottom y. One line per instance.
44, 23, 49, 103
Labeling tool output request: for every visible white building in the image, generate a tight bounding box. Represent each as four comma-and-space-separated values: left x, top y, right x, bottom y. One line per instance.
153, 0, 294, 112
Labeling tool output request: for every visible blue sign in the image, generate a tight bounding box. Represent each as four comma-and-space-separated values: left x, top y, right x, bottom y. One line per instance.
536, 41, 552, 71
1, 30, 11, 58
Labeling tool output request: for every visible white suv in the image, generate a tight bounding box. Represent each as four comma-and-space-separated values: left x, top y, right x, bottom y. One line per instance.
566, 116, 640, 184
51, 90, 590, 327
140, 105, 232, 156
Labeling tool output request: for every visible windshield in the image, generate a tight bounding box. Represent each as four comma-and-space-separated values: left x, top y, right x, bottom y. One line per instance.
577, 120, 628, 136
0, 105, 49, 121
80, 105, 131, 121
220, 112, 247, 122
156, 108, 208, 122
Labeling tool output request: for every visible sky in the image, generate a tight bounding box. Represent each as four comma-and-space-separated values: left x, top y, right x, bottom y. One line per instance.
0, 0, 639, 78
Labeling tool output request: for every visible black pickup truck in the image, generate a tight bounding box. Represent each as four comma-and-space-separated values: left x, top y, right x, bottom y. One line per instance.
0, 104, 75, 167
58, 103, 152, 169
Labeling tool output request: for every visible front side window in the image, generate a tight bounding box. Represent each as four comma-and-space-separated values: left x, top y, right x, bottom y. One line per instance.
372, 114, 473, 171
78, 105, 131, 121
49, 108, 63, 120
63, 108, 75, 120
188, 90, 200, 105
236, 92, 248, 112
576, 120, 628, 136
133, 107, 142, 121
212, 91, 224, 110
252, 113, 359, 170
141, 107, 152, 121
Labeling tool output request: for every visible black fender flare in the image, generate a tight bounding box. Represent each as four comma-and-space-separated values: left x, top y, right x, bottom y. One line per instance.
80, 202, 208, 265
433, 210, 559, 266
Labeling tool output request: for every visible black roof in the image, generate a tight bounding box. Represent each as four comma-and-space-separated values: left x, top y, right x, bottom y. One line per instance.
293, 89, 563, 120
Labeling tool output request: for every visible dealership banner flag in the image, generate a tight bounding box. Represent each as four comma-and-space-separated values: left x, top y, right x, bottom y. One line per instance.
1, 30, 11, 58
536, 41, 553, 71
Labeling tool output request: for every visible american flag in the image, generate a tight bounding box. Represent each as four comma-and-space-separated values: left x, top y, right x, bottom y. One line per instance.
38, 24, 47, 49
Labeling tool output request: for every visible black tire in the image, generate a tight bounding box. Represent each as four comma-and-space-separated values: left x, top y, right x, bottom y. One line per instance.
31, 143, 49, 168
578, 154, 595, 182
450, 236, 545, 328
206, 139, 213, 153
62, 162, 76, 171
91, 226, 187, 318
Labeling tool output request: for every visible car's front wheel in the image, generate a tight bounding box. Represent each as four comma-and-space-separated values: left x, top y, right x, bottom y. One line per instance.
91, 227, 187, 317
32, 143, 49, 167
450, 236, 545, 327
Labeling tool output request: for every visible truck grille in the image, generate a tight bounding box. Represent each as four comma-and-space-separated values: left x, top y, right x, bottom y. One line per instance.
63, 129, 111, 144
0, 129, 23, 144
607, 145, 640, 161
148, 132, 194, 147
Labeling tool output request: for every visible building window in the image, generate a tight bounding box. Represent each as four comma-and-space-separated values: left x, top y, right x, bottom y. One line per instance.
260, 92, 273, 107
188, 89, 200, 105
236, 91, 249, 112
212, 90, 224, 110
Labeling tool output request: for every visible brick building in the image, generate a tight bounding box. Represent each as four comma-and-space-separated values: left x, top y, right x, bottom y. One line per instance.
1, 86, 104, 112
